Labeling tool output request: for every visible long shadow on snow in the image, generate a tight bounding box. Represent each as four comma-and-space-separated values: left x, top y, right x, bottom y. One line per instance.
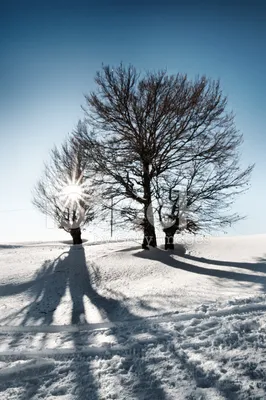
5, 248, 100, 400
73, 244, 250, 399
2, 244, 256, 399
134, 247, 266, 294
4, 246, 168, 400
184, 254, 266, 275
0, 251, 70, 325
74, 244, 266, 399
0, 244, 22, 249
131, 245, 266, 399
67, 246, 168, 400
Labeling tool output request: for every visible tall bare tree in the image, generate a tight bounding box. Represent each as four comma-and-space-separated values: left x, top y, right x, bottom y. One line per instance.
33, 122, 94, 244
79, 64, 253, 249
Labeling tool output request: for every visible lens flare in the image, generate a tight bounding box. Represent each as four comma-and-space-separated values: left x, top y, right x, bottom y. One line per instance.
62, 184, 83, 201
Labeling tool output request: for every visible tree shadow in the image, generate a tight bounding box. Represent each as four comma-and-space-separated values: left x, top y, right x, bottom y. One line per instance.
2, 244, 264, 398
183, 253, 266, 274
2, 246, 169, 399
60, 238, 88, 245
67, 246, 168, 399
134, 247, 266, 294
0, 244, 22, 249
7, 251, 70, 353
115, 244, 143, 253
1, 248, 99, 400
0, 251, 70, 327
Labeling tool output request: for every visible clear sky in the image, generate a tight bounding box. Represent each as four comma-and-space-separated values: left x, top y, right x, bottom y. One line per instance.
0, 0, 265, 242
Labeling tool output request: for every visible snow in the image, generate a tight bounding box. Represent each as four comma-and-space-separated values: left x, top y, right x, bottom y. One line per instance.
0, 358, 55, 382
0, 234, 266, 399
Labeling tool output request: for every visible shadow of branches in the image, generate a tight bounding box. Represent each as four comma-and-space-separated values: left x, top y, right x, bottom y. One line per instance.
2, 247, 169, 399
2, 244, 265, 399
134, 246, 266, 294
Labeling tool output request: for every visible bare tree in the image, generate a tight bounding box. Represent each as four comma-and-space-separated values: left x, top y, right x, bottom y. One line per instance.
154, 145, 254, 249
32, 122, 94, 244
79, 64, 253, 249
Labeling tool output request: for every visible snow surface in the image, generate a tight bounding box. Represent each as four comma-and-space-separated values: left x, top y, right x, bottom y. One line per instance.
0, 234, 266, 399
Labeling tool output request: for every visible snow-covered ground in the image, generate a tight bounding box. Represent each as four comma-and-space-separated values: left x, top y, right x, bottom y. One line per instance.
0, 234, 266, 399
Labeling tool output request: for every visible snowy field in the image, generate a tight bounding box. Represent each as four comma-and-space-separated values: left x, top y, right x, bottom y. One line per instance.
0, 234, 266, 399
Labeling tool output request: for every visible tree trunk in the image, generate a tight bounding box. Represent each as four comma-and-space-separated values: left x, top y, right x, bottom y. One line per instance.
164, 226, 177, 250
142, 214, 157, 249
142, 163, 157, 250
70, 227, 82, 245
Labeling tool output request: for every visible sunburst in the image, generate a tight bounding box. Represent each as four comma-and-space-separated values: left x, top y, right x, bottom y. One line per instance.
62, 183, 83, 201
55, 162, 91, 224
59, 177, 90, 210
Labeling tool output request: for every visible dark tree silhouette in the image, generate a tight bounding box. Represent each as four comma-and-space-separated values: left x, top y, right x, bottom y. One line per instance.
78, 64, 253, 249
153, 152, 253, 249
32, 122, 94, 244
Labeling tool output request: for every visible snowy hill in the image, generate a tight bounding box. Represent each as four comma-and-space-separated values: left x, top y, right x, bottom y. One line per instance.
0, 235, 266, 399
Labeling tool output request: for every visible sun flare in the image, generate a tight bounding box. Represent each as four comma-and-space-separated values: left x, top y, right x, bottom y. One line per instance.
62, 183, 83, 201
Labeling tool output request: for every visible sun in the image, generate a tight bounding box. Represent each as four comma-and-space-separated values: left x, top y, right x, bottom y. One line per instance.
62, 183, 83, 201
58, 173, 90, 208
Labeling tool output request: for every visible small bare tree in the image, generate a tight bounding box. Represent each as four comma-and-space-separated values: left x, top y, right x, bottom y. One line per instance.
154, 146, 254, 249
33, 122, 94, 244
79, 64, 253, 249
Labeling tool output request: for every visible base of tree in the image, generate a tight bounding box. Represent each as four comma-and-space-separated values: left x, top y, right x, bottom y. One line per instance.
165, 241, 175, 250
142, 235, 157, 249
141, 244, 150, 250
164, 229, 176, 250
70, 227, 82, 245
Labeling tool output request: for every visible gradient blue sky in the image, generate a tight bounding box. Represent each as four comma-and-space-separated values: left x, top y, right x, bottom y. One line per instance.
0, 0, 265, 242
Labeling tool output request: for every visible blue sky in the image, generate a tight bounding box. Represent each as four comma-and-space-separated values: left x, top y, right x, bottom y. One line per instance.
0, 0, 265, 242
